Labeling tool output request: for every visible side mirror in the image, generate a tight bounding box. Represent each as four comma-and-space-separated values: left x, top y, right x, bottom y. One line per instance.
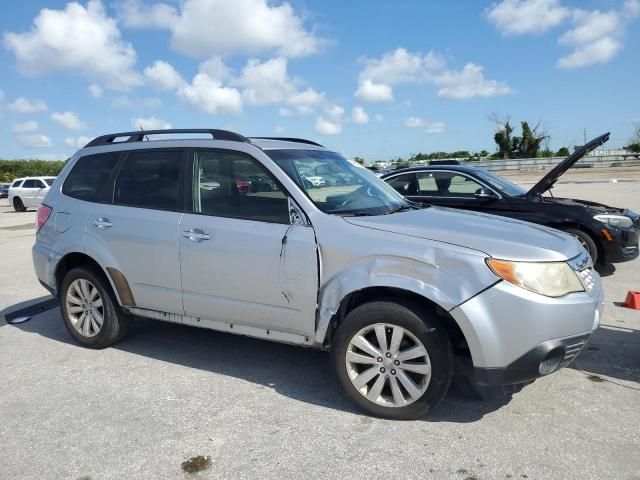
474, 187, 498, 200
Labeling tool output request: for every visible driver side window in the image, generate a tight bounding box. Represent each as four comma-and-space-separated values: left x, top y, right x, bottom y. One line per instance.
193, 150, 290, 224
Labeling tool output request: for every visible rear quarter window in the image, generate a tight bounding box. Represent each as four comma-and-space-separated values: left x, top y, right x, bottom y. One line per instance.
62, 152, 121, 202
11, 180, 23, 188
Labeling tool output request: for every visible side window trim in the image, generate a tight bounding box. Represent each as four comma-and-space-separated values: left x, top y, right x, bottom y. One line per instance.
188, 147, 292, 224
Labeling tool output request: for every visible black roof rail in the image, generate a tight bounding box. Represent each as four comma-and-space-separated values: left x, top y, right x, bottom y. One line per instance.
249, 137, 324, 147
84, 129, 249, 148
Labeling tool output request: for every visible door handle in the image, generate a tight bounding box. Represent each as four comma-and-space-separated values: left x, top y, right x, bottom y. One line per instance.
181, 229, 210, 241
93, 218, 113, 229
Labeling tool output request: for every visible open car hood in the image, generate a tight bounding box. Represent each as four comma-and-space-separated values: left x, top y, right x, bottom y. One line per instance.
527, 132, 610, 197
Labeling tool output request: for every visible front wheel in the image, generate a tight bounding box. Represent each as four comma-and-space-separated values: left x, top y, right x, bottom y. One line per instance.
331, 300, 453, 420
562, 228, 598, 264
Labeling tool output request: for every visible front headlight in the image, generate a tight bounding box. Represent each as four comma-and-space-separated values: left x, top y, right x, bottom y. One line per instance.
593, 214, 633, 228
486, 259, 584, 297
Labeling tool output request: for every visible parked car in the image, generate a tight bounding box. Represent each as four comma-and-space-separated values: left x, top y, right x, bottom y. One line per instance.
0, 183, 10, 199
9, 176, 56, 211
382, 133, 639, 266
33, 129, 603, 419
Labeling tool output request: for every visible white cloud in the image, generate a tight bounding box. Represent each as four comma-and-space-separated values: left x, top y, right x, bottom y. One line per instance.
144, 60, 187, 91
122, 0, 323, 58
557, 36, 621, 69
355, 79, 394, 103
486, 0, 570, 35
559, 10, 619, 46
64, 136, 94, 149
325, 104, 345, 121
51, 111, 87, 131
111, 95, 162, 109
132, 116, 172, 130
199, 57, 233, 82
236, 57, 294, 106
405, 116, 426, 128
232, 57, 326, 116
425, 121, 446, 134
88, 83, 103, 98
16, 133, 53, 148
4, 0, 142, 91
557, 8, 627, 69
275, 125, 285, 134
355, 48, 512, 102
116, 0, 178, 28
178, 73, 243, 114
434, 63, 515, 99
625, 0, 640, 17
12, 121, 39, 134
314, 117, 341, 135
404, 116, 446, 134
352, 106, 369, 124
9, 97, 48, 114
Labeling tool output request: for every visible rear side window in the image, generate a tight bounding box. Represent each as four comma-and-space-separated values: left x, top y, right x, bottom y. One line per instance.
22, 179, 38, 188
114, 150, 183, 210
387, 173, 418, 196
63, 152, 121, 202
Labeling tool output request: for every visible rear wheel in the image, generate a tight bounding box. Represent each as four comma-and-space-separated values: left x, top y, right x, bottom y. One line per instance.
60, 267, 129, 348
562, 227, 598, 264
13, 197, 26, 212
331, 300, 453, 420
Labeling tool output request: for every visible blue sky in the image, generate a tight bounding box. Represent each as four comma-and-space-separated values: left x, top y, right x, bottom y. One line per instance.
0, 0, 639, 161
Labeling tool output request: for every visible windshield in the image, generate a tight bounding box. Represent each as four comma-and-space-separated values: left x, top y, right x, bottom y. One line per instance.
474, 169, 526, 197
267, 149, 409, 215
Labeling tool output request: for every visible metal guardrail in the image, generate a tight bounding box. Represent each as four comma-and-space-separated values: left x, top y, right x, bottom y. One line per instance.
462, 154, 640, 172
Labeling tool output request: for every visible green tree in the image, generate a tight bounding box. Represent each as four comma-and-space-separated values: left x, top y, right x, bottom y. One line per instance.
352, 156, 365, 165
493, 121, 514, 159
624, 125, 640, 153
556, 147, 570, 156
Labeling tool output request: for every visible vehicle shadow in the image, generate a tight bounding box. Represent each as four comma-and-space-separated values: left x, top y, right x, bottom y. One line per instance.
9, 305, 512, 423
570, 324, 640, 385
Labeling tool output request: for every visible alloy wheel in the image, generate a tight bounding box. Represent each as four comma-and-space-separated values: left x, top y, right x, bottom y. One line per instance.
345, 323, 432, 408
65, 279, 104, 337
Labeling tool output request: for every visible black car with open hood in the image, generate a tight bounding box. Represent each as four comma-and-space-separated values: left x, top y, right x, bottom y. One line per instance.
382, 133, 639, 266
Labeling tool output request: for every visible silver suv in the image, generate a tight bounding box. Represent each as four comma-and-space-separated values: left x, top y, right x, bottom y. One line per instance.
32, 129, 603, 419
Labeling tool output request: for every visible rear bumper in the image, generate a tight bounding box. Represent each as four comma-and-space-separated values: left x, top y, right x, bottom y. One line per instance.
32, 243, 59, 295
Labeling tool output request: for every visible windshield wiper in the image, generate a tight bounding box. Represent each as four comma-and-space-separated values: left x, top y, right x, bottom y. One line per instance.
386, 203, 424, 215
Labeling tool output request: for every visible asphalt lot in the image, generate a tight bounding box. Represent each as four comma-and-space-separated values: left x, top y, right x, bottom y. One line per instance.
1, 170, 639, 480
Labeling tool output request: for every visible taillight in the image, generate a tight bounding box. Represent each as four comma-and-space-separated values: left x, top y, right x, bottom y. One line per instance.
36, 204, 52, 231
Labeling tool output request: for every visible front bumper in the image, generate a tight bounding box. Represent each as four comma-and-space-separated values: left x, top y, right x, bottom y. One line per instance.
601, 225, 639, 263
474, 332, 591, 386
450, 274, 603, 384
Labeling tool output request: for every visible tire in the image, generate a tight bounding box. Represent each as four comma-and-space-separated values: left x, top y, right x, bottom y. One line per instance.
331, 300, 453, 420
562, 227, 598, 264
13, 197, 26, 212
59, 266, 129, 348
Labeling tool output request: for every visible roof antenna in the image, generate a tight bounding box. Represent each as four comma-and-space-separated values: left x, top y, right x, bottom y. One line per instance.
139, 125, 149, 142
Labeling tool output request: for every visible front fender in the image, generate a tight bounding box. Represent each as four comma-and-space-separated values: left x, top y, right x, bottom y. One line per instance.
314, 253, 497, 344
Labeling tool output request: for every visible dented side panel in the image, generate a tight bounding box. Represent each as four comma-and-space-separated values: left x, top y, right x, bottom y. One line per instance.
310, 214, 499, 344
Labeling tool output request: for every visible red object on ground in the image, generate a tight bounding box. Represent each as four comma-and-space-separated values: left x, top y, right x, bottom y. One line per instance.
624, 291, 640, 309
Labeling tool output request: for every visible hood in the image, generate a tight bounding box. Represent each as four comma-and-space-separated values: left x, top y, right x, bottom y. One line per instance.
344, 206, 582, 262
527, 132, 610, 196
542, 196, 628, 215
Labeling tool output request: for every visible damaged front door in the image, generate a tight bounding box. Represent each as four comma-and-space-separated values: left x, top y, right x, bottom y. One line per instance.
179, 149, 318, 337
